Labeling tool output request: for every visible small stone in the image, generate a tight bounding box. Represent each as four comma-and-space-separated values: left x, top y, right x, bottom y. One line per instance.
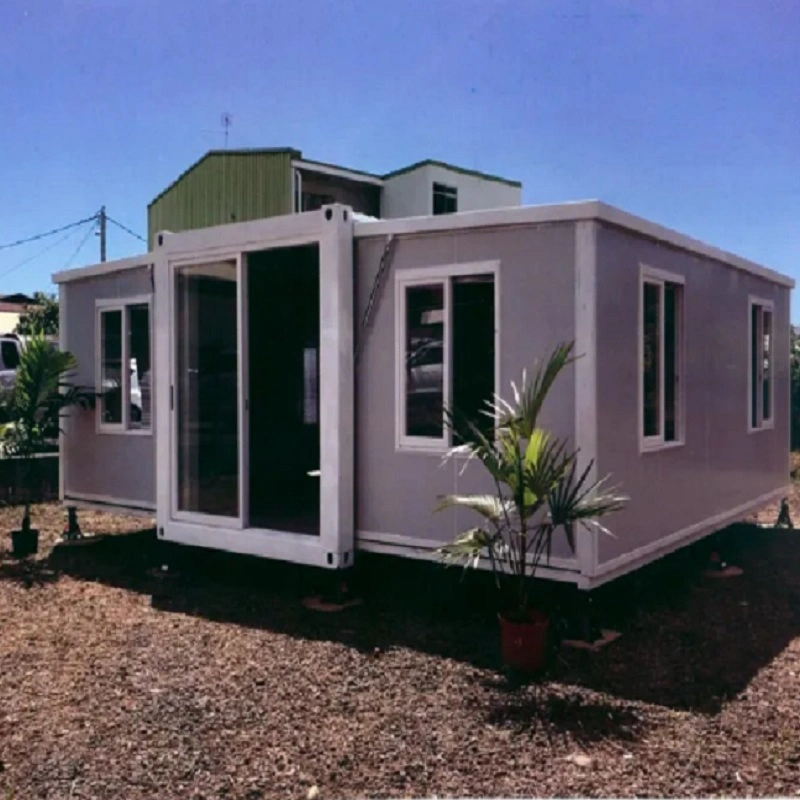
308, 785, 320, 800
568, 753, 595, 769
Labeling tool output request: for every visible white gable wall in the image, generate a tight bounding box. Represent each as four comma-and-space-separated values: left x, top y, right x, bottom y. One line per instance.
381, 164, 521, 218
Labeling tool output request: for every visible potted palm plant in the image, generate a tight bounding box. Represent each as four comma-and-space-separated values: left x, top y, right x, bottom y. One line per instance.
436, 342, 627, 672
0, 333, 89, 557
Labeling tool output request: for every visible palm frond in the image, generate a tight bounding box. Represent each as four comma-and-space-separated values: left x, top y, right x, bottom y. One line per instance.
435, 493, 514, 524
547, 459, 628, 540
437, 527, 494, 568
501, 343, 577, 437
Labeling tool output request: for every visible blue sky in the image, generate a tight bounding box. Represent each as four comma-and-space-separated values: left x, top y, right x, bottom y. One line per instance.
1, 0, 798, 315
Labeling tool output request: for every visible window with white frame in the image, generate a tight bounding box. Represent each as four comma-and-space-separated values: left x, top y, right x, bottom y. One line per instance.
97, 297, 152, 432
397, 265, 496, 450
641, 269, 684, 448
749, 299, 773, 430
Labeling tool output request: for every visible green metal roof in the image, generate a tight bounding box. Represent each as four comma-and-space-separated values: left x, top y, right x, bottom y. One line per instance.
148, 147, 301, 208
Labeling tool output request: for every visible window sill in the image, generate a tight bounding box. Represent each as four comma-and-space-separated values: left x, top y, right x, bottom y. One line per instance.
97, 427, 154, 437
748, 422, 775, 434
640, 438, 685, 454
395, 441, 449, 456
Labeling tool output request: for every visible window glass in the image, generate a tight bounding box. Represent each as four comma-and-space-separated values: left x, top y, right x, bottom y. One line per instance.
100, 310, 123, 425
762, 310, 772, 422
128, 304, 151, 429
751, 304, 760, 429
664, 283, 679, 441
452, 275, 495, 443
642, 282, 661, 437
405, 284, 445, 438
432, 183, 458, 215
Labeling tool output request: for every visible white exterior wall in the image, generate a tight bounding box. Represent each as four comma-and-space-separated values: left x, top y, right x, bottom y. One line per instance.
381, 164, 521, 218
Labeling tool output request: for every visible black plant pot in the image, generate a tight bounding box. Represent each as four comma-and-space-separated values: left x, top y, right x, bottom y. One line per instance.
11, 528, 39, 558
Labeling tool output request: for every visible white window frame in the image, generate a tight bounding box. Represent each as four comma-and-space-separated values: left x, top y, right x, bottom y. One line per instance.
96, 294, 153, 435
638, 265, 685, 453
748, 296, 775, 433
395, 260, 500, 454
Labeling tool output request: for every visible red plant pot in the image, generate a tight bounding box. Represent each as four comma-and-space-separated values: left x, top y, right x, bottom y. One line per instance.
498, 610, 550, 673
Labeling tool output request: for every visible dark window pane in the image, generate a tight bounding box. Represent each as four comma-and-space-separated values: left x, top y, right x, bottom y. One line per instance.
100, 310, 123, 425
1, 340, 20, 370
643, 282, 660, 437
128, 304, 151, 429
763, 310, 772, 421
405, 284, 444, 438
751, 305, 760, 428
432, 183, 458, 215
664, 283, 678, 441
452, 275, 495, 444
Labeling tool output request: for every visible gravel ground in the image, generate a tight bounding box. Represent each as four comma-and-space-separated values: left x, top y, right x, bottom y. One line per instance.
2, 492, 800, 799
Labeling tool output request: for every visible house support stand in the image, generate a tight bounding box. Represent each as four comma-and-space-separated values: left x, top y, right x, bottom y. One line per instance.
62, 506, 82, 540
775, 497, 793, 529
702, 530, 743, 578
302, 568, 362, 612
555, 588, 621, 652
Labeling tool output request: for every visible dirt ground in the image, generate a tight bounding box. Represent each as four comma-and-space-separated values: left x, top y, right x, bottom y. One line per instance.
2, 491, 800, 799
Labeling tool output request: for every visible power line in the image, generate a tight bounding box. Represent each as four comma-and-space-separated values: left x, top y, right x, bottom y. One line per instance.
0, 214, 98, 253
61, 219, 99, 271
0, 222, 90, 283
106, 214, 146, 243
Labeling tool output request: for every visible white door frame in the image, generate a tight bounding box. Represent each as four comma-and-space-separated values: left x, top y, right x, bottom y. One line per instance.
153, 207, 355, 569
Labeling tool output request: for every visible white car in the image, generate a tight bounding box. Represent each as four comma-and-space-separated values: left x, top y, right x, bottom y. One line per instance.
0, 335, 23, 394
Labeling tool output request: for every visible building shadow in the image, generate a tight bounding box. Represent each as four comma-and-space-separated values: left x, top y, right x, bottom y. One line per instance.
43, 521, 800, 715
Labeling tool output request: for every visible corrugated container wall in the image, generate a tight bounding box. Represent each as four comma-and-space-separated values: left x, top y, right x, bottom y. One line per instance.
147, 150, 296, 247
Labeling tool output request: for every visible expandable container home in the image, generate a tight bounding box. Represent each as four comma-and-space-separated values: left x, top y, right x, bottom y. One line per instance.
54, 200, 793, 589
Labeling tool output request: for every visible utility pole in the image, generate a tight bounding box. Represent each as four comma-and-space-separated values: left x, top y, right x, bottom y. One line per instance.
99, 206, 107, 262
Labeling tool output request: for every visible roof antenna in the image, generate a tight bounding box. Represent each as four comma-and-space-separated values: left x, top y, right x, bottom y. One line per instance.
221, 112, 232, 149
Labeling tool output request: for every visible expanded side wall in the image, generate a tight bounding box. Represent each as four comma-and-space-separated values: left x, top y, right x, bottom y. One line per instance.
594, 223, 790, 582
354, 222, 579, 574
61, 268, 155, 510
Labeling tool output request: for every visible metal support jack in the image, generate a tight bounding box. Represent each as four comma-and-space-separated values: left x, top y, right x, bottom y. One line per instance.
775, 497, 793, 529
302, 570, 363, 613
555, 590, 621, 652
62, 506, 82, 541
703, 532, 743, 578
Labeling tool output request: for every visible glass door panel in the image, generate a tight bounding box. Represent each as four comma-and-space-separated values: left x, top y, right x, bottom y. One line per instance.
175, 261, 239, 518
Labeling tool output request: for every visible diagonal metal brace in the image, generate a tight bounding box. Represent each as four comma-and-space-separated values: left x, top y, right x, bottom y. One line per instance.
355, 234, 397, 365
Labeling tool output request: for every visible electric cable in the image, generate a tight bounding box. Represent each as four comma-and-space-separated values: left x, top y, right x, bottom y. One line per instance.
106, 215, 146, 243
0, 222, 92, 283
0, 215, 97, 252
61, 219, 99, 270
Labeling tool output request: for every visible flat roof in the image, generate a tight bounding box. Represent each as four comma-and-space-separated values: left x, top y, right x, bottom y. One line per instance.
354, 200, 794, 289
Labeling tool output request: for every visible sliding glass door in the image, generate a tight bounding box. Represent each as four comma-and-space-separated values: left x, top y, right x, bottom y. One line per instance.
174, 260, 240, 521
